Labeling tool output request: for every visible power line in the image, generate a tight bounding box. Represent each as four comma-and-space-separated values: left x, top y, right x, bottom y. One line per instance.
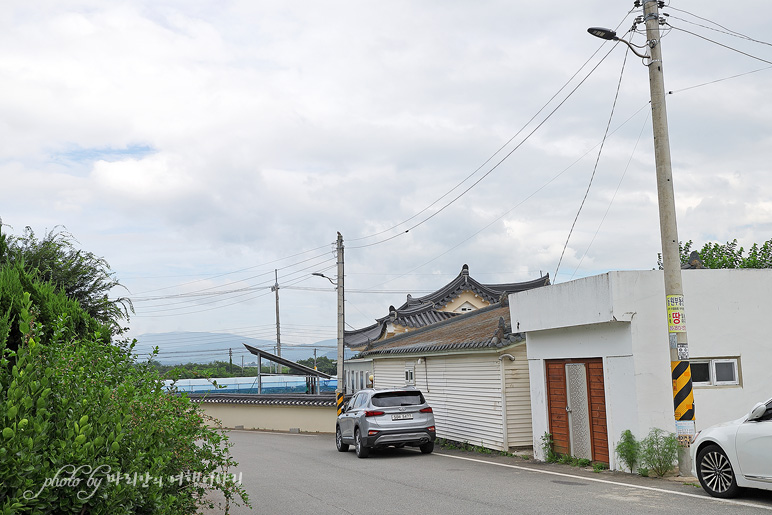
350, 45, 623, 250
131, 259, 336, 316
358, 100, 652, 293
668, 65, 772, 95
346, 14, 639, 251
666, 23, 772, 66
129, 242, 335, 295
555, 45, 630, 281
130, 250, 334, 302
663, 8, 772, 47
569, 109, 651, 280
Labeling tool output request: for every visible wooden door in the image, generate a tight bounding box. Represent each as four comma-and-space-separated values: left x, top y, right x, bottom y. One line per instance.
546, 361, 570, 455
546, 358, 609, 464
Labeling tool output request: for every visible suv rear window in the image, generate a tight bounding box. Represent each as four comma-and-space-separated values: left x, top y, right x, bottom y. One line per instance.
371, 391, 425, 407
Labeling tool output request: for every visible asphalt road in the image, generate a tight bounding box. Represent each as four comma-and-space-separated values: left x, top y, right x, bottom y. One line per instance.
207, 430, 772, 514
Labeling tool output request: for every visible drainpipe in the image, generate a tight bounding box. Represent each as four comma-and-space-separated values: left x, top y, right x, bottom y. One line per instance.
498, 354, 516, 452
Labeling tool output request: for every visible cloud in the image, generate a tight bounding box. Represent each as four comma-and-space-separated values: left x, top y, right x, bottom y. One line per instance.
1, 0, 770, 352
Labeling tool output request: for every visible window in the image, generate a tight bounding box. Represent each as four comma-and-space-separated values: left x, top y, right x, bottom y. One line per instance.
405, 367, 415, 385
691, 358, 740, 386
372, 391, 425, 407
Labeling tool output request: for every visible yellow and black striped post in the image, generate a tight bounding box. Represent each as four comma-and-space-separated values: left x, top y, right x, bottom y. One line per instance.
336, 391, 345, 417
672, 360, 695, 446
666, 292, 696, 447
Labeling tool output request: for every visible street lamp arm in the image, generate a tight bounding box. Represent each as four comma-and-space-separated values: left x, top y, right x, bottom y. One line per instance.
615, 37, 650, 59
587, 27, 649, 59
311, 272, 336, 286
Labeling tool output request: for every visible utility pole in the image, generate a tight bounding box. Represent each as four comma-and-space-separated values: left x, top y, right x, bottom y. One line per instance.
589, 1, 695, 473
336, 232, 345, 416
643, 0, 695, 470
271, 269, 281, 358
229, 348, 233, 375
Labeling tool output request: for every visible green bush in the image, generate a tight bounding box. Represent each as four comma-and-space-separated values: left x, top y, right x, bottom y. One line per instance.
639, 428, 679, 477
615, 429, 640, 473
558, 454, 573, 465
592, 462, 608, 473
0, 274, 249, 512
540, 432, 559, 463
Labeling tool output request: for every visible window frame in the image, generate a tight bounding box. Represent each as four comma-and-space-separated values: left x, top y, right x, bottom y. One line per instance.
712, 359, 739, 386
405, 367, 415, 385
690, 357, 740, 387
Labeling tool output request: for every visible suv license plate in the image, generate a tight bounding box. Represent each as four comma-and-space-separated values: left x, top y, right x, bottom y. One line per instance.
392, 413, 413, 420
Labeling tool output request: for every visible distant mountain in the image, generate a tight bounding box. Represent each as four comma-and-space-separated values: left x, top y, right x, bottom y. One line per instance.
132, 332, 338, 365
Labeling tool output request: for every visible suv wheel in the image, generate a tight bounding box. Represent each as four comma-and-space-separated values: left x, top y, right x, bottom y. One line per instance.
420, 441, 434, 454
336, 426, 349, 452
355, 428, 370, 458
696, 444, 739, 498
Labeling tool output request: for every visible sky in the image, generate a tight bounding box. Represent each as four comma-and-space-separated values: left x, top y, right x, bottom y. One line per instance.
2, 1, 770, 363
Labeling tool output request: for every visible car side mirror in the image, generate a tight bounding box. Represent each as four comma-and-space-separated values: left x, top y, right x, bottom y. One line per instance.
748, 402, 766, 421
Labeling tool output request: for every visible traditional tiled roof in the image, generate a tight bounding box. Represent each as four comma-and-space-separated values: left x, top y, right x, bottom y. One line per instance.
344, 264, 548, 349
187, 393, 336, 407
356, 303, 524, 358
398, 264, 549, 310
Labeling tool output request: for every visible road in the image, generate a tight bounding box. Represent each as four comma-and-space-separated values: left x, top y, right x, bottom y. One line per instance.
207, 430, 772, 514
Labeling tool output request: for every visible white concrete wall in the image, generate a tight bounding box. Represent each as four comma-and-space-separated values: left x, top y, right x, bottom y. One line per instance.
525, 322, 637, 465
612, 270, 772, 430
514, 269, 772, 468
200, 403, 336, 433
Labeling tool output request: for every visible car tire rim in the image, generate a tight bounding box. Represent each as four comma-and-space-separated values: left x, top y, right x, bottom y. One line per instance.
700, 451, 734, 493
355, 431, 360, 453
336, 429, 342, 449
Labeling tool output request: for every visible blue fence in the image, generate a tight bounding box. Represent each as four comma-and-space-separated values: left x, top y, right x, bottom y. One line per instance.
166, 376, 337, 395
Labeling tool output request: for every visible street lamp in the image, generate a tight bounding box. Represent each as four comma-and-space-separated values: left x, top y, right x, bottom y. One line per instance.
586, 27, 650, 59
589, 1, 695, 474
312, 272, 335, 285
312, 232, 346, 416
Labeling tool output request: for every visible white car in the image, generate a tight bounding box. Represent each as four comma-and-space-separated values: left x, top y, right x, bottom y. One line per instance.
691, 397, 772, 498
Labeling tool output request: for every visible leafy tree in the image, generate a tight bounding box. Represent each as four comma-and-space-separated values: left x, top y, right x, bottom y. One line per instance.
657, 238, 772, 269
0, 223, 132, 333
296, 356, 337, 375
0, 257, 249, 512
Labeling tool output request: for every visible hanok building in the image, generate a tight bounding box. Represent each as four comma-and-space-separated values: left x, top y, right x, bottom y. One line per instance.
343, 264, 549, 393
343, 265, 550, 451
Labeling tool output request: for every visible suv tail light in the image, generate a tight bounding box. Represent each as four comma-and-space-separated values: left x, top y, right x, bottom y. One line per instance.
419, 407, 433, 413
365, 410, 385, 417
427, 426, 435, 432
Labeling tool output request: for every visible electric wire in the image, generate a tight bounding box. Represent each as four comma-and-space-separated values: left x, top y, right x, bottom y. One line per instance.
569, 110, 651, 280
129, 242, 334, 295
132, 258, 335, 312
360, 99, 651, 292
349, 39, 625, 251
667, 66, 772, 95
664, 7, 772, 47
554, 46, 630, 282
346, 13, 639, 250
132, 262, 337, 317
130, 250, 334, 301
666, 24, 772, 66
